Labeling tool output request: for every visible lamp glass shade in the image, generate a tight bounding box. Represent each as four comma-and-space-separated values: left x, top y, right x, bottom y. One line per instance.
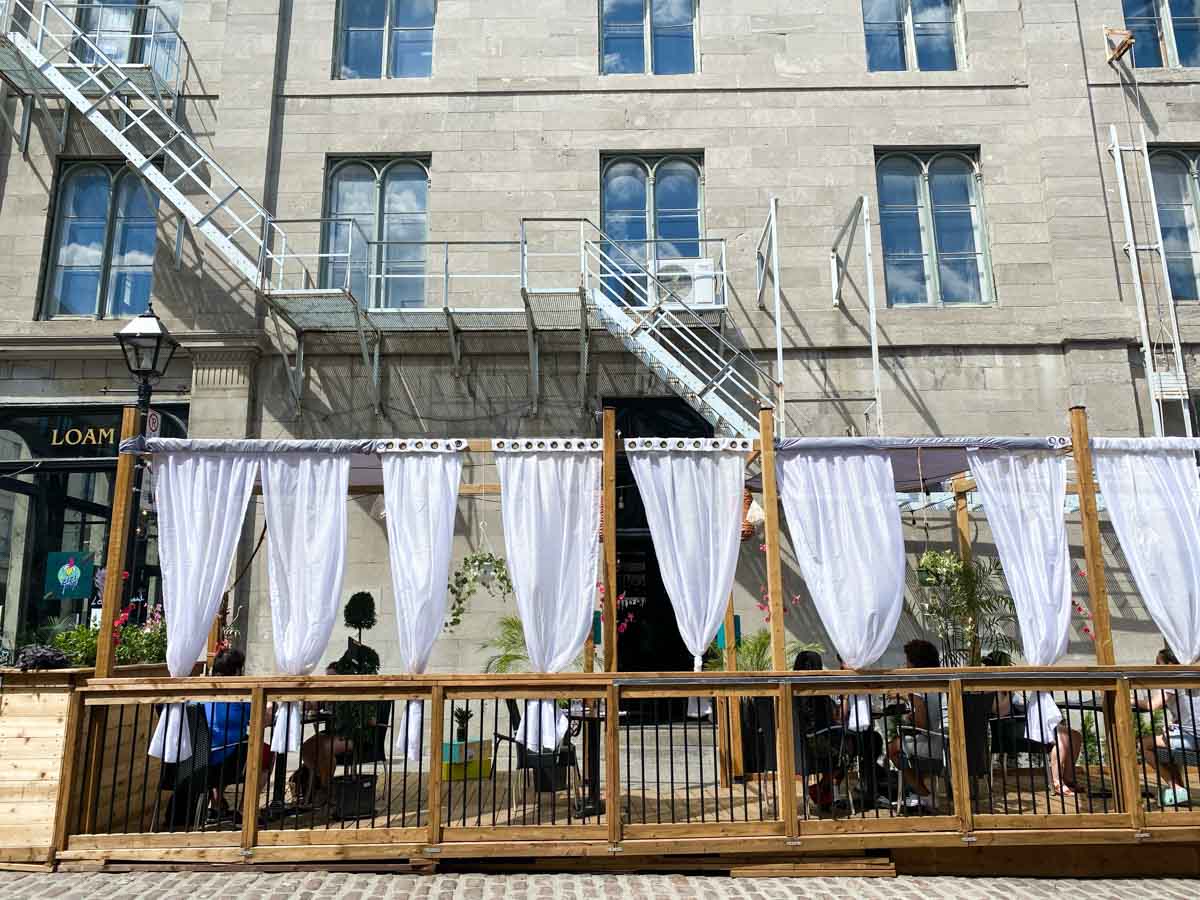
115, 309, 178, 378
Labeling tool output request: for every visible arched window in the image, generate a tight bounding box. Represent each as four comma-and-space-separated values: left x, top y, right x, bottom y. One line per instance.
324, 159, 429, 309
601, 160, 649, 268
654, 159, 701, 260
45, 163, 159, 320
106, 173, 160, 317
876, 151, 991, 306
1151, 152, 1200, 302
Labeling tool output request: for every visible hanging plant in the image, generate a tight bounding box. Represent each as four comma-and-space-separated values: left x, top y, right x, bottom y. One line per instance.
446, 551, 514, 631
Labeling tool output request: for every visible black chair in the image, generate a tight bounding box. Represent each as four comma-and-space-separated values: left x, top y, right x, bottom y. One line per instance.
333, 700, 393, 769
152, 704, 213, 831
988, 712, 1049, 781
493, 699, 583, 803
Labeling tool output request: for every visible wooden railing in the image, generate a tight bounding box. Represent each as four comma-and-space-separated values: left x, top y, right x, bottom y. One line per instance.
50, 667, 1200, 865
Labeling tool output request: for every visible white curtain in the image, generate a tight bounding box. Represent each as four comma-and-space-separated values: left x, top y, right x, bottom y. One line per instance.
148, 453, 259, 762
1093, 440, 1200, 664
627, 443, 744, 671
382, 451, 463, 760
495, 442, 601, 750
263, 453, 352, 753
968, 449, 1071, 743
776, 449, 906, 727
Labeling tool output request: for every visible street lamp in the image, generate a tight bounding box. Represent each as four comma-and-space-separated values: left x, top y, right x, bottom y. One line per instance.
115, 303, 179, 414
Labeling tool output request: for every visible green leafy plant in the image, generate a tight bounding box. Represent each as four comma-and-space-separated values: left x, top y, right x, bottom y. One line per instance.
52, 625, 99, 667
912, 549, 1017, 667
1078, 711, 1106, 766
447, 552, 513, 631
704, 627, 823, 672
452, 706, 475, 741
482, 615, 529, 674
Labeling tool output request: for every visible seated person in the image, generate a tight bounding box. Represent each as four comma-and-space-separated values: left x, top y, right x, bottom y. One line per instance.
163, 648, 254, 827
1133, 647, 1198, 808
791, 650, 840, 807
984, 650, 1082, 796
201, 648, 256, 823
886, 639, 945, 813
292, 658, 378, 804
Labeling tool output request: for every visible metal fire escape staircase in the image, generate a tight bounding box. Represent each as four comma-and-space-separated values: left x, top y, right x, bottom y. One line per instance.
0, 1, 775, 438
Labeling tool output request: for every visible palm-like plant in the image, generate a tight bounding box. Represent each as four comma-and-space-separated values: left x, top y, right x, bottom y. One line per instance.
482, 615, 529, 674
704, 628, 823, 672
913, 550, 1017, 666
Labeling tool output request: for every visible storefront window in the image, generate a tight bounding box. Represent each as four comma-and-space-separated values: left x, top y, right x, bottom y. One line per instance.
0, 405, 187, 665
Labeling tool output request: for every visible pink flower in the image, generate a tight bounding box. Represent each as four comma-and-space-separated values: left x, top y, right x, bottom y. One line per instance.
617, 623, 627, 634
759, 544, 768, 553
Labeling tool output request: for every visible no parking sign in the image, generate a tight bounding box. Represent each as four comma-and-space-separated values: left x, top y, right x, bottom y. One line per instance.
145, 408, 162, 438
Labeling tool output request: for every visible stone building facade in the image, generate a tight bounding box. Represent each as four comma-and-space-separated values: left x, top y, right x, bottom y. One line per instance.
0, 2, 1189, 672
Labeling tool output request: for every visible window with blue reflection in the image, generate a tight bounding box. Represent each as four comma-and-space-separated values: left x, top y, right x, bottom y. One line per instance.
877, 157, 928, 305
106, 175, 159, 317
324, 160, 429, 309
45, 163, 159, 319
338, 0, 434, 79
863, 0, 907, 72
381, 163, 428, 308
654, 160, 701, 259
1151, 153, 1200, 301
651, 0, 695, 75
75, 0, 143, 65
1124, 1, 1166, 67
602, 0, 648, 74
602, 1, 695, 75
1170, 0, 1200, 66
877, 152, 989, 306
928, 157, 982, 304
912, 0, 957, 71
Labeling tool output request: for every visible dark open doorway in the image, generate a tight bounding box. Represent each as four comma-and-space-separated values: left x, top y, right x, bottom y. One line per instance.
603, 398, 714, 675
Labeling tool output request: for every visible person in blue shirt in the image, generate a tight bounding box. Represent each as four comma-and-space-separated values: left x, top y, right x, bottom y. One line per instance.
201, 648, 252, 824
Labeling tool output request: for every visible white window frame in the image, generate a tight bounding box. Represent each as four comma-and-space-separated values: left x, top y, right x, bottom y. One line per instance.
334, 0, 437, 80
876, 150, 994, 307
600, 154, 705, 274
41, 159, 160, 321
322, 157, 432, 309
599, 0, 699, 76
864, 0, 965, 72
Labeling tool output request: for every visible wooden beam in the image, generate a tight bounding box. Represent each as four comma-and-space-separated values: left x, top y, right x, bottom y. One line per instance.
758, 407, 786, 672
954, 490, 971, 564
601, 408, 618, 673
240, 686, 267, 853
50, 690, 86, 859
719, 595, 739, 787
774, 682, 798, 839
426, 686, 445, 847
1070, 406, 1115, 666
93, 407, 141, 679
1112, 676, 1147, 831
605, 682, 621, 847
947, 679, 974, 837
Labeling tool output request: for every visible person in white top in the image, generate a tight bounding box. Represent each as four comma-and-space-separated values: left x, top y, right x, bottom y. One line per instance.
1133, 647, 1199, 809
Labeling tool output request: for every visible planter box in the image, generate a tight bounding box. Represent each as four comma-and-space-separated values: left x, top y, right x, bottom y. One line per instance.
330, 773, 377, 820
441, 739, 492, 781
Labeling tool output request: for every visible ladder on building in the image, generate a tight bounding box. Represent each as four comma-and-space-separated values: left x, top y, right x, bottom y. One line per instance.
0, 1, 776, 437
1106, 30, 1194, 437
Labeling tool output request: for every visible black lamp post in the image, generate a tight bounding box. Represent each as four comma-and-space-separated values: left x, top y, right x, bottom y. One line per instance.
115, 304, 180, 417
113, 304, 179, 625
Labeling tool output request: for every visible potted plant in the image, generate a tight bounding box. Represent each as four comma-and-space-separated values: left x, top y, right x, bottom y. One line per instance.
447, 551, 513, 631
912, 549, 1017, 667
452, 706, 474, 743
328, 591, 383, 819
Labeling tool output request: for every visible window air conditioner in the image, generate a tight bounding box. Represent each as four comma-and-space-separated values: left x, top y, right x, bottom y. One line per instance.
654, 257, 717, 307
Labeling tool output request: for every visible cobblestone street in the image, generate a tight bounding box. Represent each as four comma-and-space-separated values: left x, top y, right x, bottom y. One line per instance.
0, 872, 1196, 899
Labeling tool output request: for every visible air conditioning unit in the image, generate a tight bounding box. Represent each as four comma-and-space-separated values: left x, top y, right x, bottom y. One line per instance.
654, 257, 717, 307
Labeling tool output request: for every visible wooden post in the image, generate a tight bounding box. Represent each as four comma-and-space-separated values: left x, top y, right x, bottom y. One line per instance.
1113, 676, 1147, 831
759, 407, 787, 672
1070, 405, 1116, 666
94, 406, 142, 679
947, 679, 974, 837
718, 595, 744, 786
51, 690, 86, 856
605, 682, 621, 846
240, 686, 267, 854
954, 489, 971, 564
601, 408, 618, 672
426, 686, 445, 848
775, 682, 799, 839
205, 599, 224, 673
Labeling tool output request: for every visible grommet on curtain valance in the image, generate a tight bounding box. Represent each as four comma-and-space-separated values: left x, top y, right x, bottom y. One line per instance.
624, 438, 752, 452
492, 438, 602, 452
374, 438, 468, 453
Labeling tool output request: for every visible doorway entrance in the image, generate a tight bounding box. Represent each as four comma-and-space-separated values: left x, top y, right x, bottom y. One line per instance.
605, 398, 714, 674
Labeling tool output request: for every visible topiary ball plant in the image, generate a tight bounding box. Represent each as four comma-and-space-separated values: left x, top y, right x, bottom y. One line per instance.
344, 590, 377, 643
